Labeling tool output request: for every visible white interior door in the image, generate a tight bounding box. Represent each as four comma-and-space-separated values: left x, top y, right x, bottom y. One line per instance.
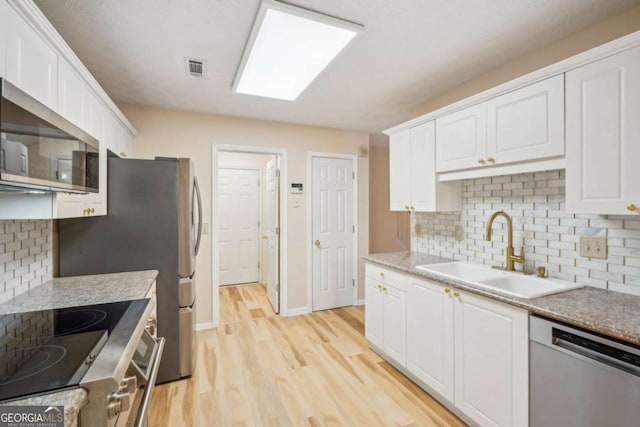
218, 168, 260, 286
265, 157, 280, 313
312, 156, 354, 311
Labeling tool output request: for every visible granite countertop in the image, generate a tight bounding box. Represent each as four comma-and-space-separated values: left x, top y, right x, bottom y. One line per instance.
0, 269, 158, 425
364, 251, 640, 346
0, 270, 159, 314
0, 389, 88, 427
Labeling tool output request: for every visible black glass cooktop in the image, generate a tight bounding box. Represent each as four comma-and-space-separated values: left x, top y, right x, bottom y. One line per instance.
0, 300, 133, 401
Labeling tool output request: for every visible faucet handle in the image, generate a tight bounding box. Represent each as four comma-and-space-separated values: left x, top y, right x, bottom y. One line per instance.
536, 266, 548, 278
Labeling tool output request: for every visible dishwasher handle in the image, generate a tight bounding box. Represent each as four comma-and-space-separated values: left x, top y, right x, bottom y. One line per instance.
552, 328, 640, 377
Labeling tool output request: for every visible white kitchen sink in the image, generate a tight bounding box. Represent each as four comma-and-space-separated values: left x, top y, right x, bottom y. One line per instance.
416, 262, 583, 299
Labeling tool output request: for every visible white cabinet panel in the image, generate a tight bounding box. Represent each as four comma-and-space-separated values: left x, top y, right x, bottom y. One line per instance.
389, 128, 411, 211
566, 46, 640, 215
364, 276, 384, 349
389, 121, 461, 212
407, 277, 454, 402
58, 60, 86, 129
382, 284, 406, 365
435, 75, 564, 174
436, 103, 486, 172
454, 292, 528, 427
0, 1, 7, 78
487, 74, 564, 165
6, 4, 57, 109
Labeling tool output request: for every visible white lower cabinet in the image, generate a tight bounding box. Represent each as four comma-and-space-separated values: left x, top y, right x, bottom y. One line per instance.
367, 264, 529, 427
454, 290, 529, 427
407, 276, 454, 402
365, 266, 407, 365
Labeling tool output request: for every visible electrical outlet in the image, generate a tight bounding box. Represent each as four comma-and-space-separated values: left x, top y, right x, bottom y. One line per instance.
579, 236, 607, 259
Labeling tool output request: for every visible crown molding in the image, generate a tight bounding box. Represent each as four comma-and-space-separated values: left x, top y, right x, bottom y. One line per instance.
384, 30, 640, 135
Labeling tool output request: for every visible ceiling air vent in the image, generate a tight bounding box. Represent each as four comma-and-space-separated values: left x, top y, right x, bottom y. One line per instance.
185, 58, 206, 78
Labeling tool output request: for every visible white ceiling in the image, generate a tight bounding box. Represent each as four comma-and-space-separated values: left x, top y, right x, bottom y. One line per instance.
35, 0, 639, 133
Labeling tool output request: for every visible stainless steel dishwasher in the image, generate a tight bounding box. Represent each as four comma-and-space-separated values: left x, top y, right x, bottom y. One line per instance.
530, 315, 640, 427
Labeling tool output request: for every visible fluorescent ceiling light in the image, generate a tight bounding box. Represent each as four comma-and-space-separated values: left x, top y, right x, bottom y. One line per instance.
233, 0, 363, 101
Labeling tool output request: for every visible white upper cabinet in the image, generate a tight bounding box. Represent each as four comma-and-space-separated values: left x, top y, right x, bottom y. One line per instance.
389, 128, 411, 210
390, 121, 462, 212
566, 46, 640, 215
436, 75, 564, 173
5, 4, 57, 109
58, 60, 87, 129
486, 74, 564, 165
435, 103, 486, 172
0, 1, 7, 78
454, 291, 528, 427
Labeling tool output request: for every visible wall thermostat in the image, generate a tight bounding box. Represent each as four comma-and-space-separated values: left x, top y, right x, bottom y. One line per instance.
290, 183, 303, 194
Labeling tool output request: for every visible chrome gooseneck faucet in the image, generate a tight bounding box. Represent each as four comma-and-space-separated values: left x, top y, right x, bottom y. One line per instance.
485, 211, 525, 271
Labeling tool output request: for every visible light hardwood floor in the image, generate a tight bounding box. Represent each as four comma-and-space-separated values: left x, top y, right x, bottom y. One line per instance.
148, 284, 465, 426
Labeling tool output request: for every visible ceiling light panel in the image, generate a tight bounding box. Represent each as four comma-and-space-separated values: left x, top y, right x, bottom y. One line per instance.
234, 0, 363, 101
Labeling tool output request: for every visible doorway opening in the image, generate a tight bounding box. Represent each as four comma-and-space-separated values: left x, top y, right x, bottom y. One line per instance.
212, 145, 287, 327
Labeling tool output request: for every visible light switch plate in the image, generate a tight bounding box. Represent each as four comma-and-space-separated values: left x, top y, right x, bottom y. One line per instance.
579, 236, 607, 259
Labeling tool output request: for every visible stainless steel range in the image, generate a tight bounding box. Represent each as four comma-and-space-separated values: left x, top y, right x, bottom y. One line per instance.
0, 299, 164, 427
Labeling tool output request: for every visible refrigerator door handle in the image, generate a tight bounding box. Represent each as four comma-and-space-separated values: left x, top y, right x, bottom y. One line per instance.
193, 176, 203, 256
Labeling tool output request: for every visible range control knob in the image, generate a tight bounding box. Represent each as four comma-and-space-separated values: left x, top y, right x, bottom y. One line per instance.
106, 392, 131, 419
119, 376, 138, 393
146, 317, 157, 336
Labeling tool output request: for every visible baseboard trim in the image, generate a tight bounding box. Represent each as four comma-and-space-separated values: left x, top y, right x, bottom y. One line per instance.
286, 306, 311, 317
356, 299, 365, 306
195, 322, 216, 331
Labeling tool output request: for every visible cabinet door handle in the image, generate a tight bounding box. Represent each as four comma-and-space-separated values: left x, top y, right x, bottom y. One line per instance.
487, 157, 495, 163
628, 203, 637, 212
477, 159, 486, 165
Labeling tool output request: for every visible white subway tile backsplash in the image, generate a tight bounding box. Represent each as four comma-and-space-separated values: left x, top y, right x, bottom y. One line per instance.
0, 220, 52, 302
412, 170, 640, 295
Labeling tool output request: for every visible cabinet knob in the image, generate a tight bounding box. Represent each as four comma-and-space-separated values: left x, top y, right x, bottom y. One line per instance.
405, 205, 410, 210
410, 205, 415, 210
477, 159, 486, 165
444, 288, 451, 294
83, 208, 90, 215
383, 287, 388, 292
487, 157, 495, 163
314, 240, 321, 247
628, 203, 637, 212
453, 292, 460, 298
90, 208, 95, 214
379, 272, 385, 279
120, 152, 127, 158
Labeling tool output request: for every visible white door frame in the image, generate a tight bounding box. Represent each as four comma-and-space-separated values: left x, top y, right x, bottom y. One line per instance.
218, 166, 262, 286
306, 152, 359, 312
212, 145, 288, 326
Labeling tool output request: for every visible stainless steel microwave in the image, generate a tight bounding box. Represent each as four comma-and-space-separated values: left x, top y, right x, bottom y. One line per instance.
0, 78, 100, 193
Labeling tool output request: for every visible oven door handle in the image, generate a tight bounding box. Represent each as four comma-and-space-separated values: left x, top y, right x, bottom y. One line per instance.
134, 337, 165, 427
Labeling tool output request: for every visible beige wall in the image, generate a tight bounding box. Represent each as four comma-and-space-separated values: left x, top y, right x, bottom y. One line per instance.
119, 103, 369, 325
368, 140, 408, 254
412, 5, 640, 117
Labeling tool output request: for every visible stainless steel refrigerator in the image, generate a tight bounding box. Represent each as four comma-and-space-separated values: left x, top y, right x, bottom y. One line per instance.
58, 156, 202, 383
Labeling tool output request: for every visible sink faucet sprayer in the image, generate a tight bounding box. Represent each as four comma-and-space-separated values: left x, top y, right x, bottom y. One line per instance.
485, 211, 525, 272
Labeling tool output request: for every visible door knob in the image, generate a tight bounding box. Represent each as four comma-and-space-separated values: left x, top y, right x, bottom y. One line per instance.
628, 203, 637, 212
314, 240, 321, 247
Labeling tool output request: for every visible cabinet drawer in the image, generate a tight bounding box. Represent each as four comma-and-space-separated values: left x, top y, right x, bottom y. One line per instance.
365, 264, 406, 291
